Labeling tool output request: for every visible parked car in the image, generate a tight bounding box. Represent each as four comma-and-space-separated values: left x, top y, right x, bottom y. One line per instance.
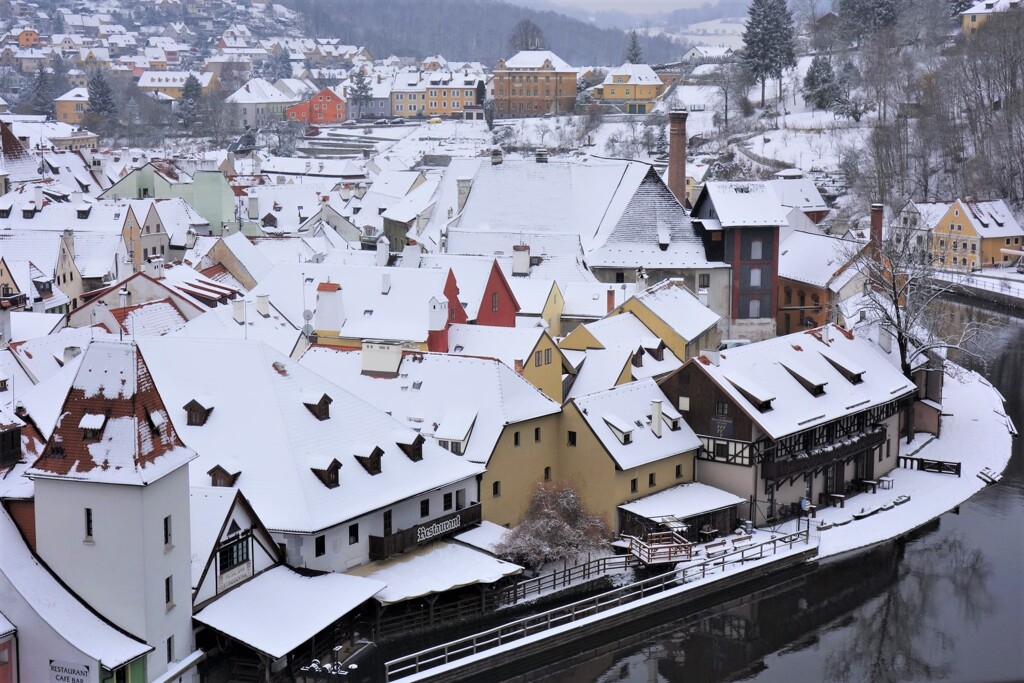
427, 117, 442, 124
341, 119, 359, 127
388, 118, 406, 125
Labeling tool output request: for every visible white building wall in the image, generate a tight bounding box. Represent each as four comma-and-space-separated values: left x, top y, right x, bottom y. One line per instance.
34, 466, 193, 680
279, 475, 477, 572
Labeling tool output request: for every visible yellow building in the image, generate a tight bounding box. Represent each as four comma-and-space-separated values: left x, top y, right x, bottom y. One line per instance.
556, 379, 700, 533
137, 71, 218, 100
55, 87, 88, 125
592, 63, 666, 114
960, 0, 1014, 34
928, 199, 1024, 270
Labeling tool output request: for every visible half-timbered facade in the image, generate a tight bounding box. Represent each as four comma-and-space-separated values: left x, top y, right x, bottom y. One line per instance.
660, 325, 916, 525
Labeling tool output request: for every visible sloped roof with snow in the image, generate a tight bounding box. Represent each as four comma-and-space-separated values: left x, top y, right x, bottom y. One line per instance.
502, 50, 574, 71
300, 349, 559, 465
139, 338, 483, 533
26, 341, 197, 486
571, 378, 700, 471
690, 325, 917, 440
701, 182, 790, 227
779, 231, 861, 289
628, 279, 721, 341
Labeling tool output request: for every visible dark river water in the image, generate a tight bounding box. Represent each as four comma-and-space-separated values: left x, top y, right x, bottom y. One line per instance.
530, 301, 1024, 683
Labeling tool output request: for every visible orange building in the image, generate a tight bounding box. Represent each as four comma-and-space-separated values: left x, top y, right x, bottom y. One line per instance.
285, 86, 347, 124
16, 28, 39, 47
493, 50, 577, 118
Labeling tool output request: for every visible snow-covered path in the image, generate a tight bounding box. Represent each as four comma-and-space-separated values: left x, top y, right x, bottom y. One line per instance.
776, 367, 1015, 559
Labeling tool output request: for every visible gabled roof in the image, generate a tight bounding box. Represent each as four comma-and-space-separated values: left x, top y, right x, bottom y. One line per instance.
695, 182, 790, 228
686, 325, 917, 440
26, 341, 197, 486
139, 338, 483, 534
626, 279, 721, 342
570, 378, 700, 471
300, 349, 558, 465
779, 231, 862, 289
502, 50, 574, 71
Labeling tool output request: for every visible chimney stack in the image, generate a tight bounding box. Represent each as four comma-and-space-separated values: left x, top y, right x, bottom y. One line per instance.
870, 203, 884, 258
315, 282, 345, 331
512, 244, 530, 276
668, 110, 688, 206
232, 298, 245, 324
606, 287, 615, 314
651, 399, 663, 438
118, 288, 129, 309
381, 272, 391, 295
256, 293, 270, 317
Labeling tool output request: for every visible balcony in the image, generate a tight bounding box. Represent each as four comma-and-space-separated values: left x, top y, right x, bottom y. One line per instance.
761, 428, 887, 482
369, 502, 482, 561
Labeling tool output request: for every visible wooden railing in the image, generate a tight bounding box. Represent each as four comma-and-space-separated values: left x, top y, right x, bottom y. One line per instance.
490, 555, 634, 607
369, 503, 482, 561
898, 455, 961, 477
624, 532, 695, 565
762, 428, 886, 481
384, 529, 812, 681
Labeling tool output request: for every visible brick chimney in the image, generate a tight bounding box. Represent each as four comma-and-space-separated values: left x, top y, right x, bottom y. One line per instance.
870, 203, 884, 261
668, 110, 688, 206
606, 288, 615, 314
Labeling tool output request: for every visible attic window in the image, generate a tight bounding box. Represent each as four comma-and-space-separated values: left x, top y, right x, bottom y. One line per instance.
781, 362, 828, 397
183, 399, 213, 426
412, 381, 422, 390
77, 207, 91, 219
22, 208, 35, 219
354, 446, 384, 475
303, 392, 332, 420
397, 433, 425, 462
310, 459, 341, 488
208, 465, 240, 487
80, 413, 106, 440
631, 349, 644, 368
604, 414, 634, 445
145, 408, 165, 435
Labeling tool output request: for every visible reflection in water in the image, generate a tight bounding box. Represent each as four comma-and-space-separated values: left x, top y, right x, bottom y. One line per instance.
533, 299, 1021, 683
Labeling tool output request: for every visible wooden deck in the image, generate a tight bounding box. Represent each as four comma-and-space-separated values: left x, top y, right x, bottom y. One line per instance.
624, 531, 696, 565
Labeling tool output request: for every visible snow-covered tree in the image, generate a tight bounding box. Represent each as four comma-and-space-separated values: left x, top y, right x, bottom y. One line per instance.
802, 55, 839, 109
85, 70, 118, 132
483, 98, 495, 131
348, 70, 372, 118
263, 50, 293, 81
741, 0, 797, 107
624, 30, 644, 64
495, 482, 609, 571
21, 65, 53, 117
837, 0, 899, 44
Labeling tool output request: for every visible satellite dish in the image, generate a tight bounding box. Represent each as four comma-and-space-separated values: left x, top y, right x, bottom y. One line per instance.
301, 323, 314, 336
302, 309, 313, 321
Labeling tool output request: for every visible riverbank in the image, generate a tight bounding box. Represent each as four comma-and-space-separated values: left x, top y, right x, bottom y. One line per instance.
777, 365, 1016, 560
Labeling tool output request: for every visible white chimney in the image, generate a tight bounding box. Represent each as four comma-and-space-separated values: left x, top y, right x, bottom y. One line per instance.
512, 244, 530, 276
822, 324, 831, 344
232, 299, 245, 324
315, 282, 345, 331
34, 186, 43, 208
256, 294, 270, 317
247, 193, 259, 218
428, 296, 447, 332
651, 399, 663, 438
381, 272, 391, 295
702, 349, 721, 366
878, 326, 892, 354
118, 288, 130, 308
376, 236, 389, 266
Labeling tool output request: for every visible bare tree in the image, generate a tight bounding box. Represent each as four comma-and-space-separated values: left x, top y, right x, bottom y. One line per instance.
698, 63, 754, 129
495, 482, 609, 572
846, 209, 993, 380
507, 19, 546, 54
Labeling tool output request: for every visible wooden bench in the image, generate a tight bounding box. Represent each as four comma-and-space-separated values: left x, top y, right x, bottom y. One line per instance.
705, 540, 728, 558
731, 534, 753, 546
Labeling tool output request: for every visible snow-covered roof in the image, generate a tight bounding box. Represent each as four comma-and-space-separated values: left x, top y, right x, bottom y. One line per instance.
347, 541, 521, 605
961, 0, 1020, 15
110, 298, 188, 337
770, 177, 827, 212
690, 325, 917, 440
628, 279, 721, 342
570, 378, 700, 471
26, 341, 197, 486
448, 324, 546, 367
959, 199, 1024, 238
619, 482, 746, 521
139, 338, 484, 534
779, 231, 861, 289
299, 349, 559, 465
193, 565, 384, 659
0, 506, 152, 668
699, 182, 790, 227
453, 520, 508, 555
602, 62, 662, 86
502, 50, 574, 72
226, 77, 297, 105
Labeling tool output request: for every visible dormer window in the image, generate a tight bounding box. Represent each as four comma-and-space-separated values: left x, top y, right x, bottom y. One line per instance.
302, 392, 332, 420
310, 458, 342, 488
604, 414, 634, 446
631, 349, 643, 368
183, 399, 213, 426
397, 433, 424, 462
22, 208, 35, 219
0, 379, 7, 392
77, 207, 91, 219
208, 465, 240, 487
79, 413, 106, 440
354, 446, 384, 475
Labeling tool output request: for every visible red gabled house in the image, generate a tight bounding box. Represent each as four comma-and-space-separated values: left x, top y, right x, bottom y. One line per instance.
285, 86, 347, 124
474, 260, 521, 328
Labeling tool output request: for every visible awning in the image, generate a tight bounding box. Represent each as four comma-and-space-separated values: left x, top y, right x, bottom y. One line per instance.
619, 482, 746, 523
347, 541, 522, 605
193, 566, 385, 660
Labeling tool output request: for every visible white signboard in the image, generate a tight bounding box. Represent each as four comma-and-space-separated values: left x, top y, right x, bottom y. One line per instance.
50, 660, 90, 683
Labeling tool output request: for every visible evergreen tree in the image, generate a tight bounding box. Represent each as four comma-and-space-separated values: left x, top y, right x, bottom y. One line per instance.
264, 50, 293, 81
181, 74, 203, 103
949, 0, 974, 16
23, 65, 53, 116
837, 0, 899, 44
802, 55, 838, 109
86, 70, 118, 132
348, 70, 372, 118
624, 30, 644, 64
50, 55, 70, 99
742, 0, 797, 107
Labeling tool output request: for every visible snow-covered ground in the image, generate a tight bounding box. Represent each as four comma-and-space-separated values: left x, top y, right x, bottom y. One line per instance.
376, 119, 492, 164
745, 113, 870, 172
776, 366, 1015, 560
934, 268, 1024, 302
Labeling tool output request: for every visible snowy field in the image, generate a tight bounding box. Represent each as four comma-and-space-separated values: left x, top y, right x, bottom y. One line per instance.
746, 112, 870, 172
375, 119, 493, 163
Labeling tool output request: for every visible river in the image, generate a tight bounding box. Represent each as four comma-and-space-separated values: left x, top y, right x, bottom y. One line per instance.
530, 301, 1024, 683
